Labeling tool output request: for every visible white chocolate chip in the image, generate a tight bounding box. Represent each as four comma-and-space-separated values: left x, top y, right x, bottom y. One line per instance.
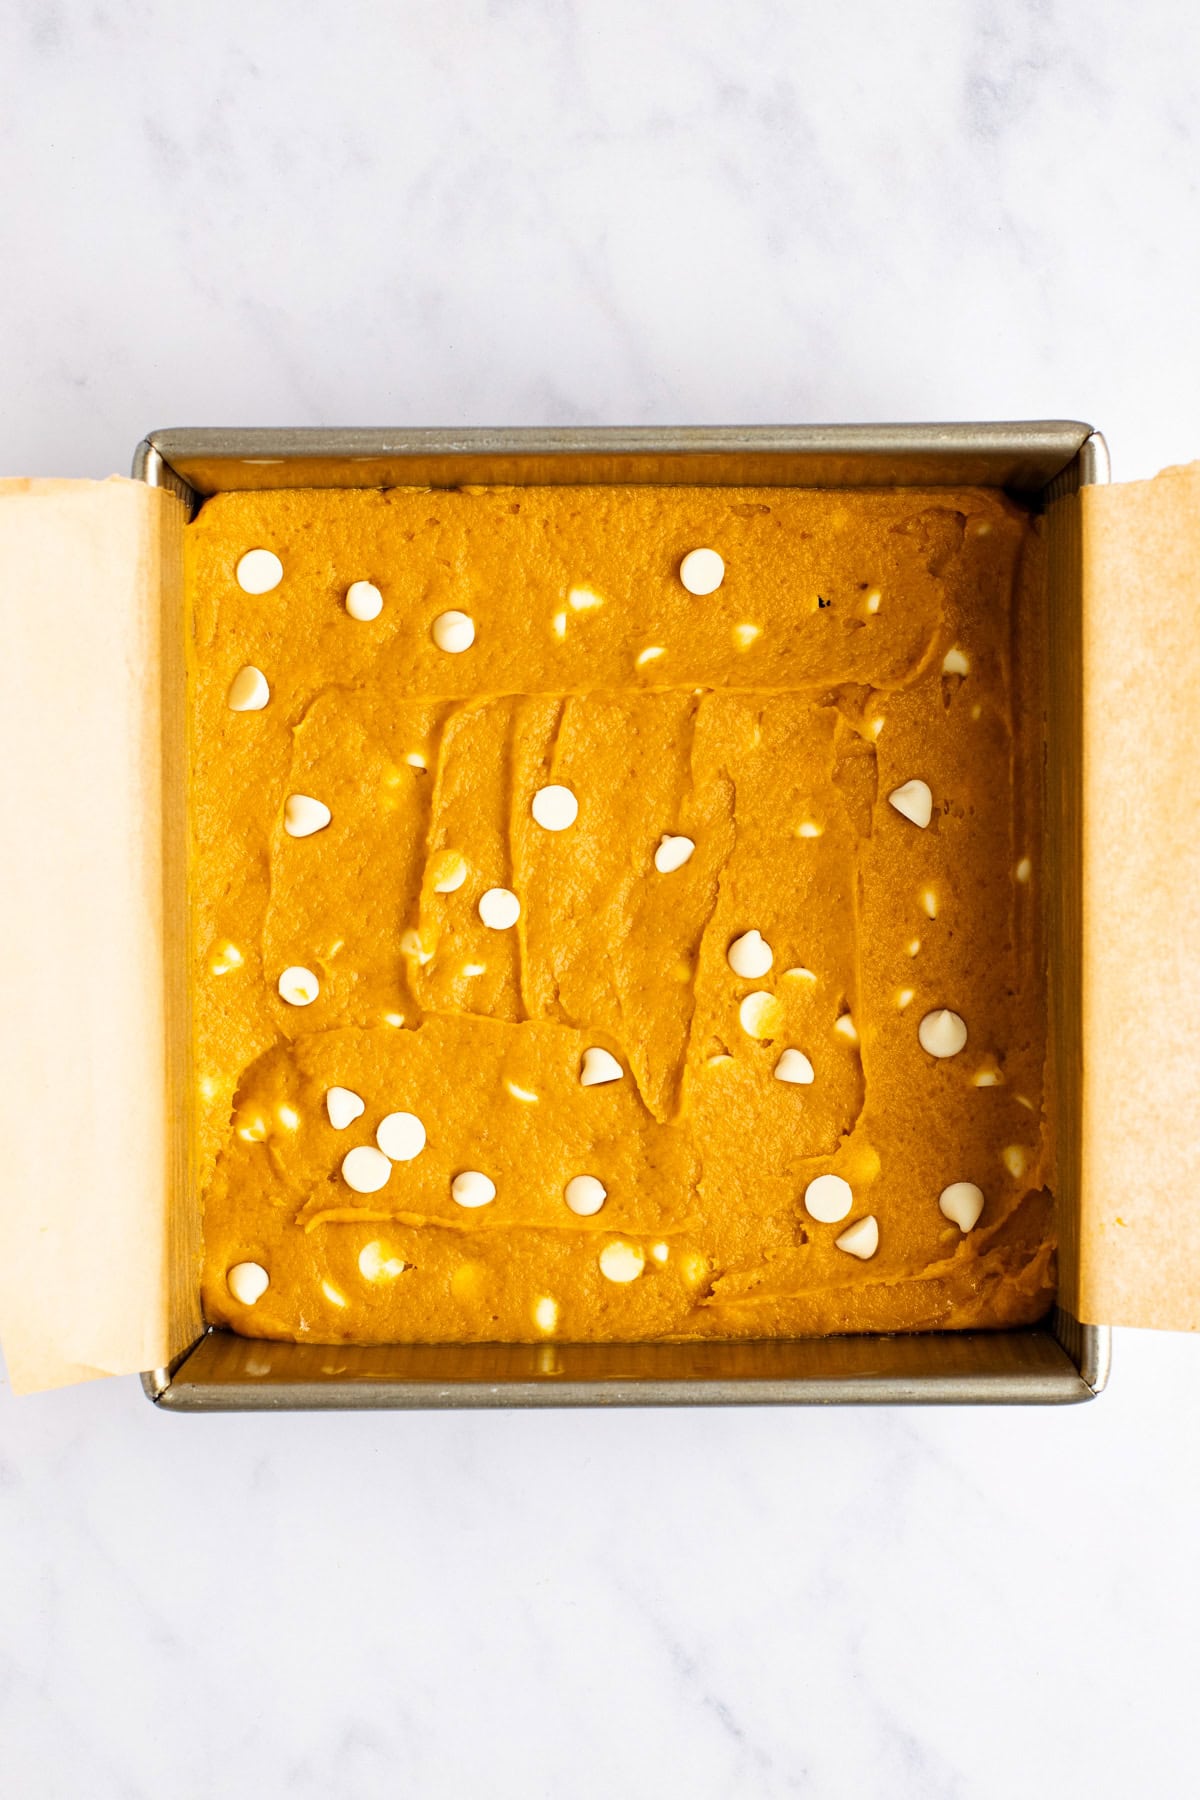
405, 752, 427, 770
1016, 857, 1032, 883
533, 1295, 559, 1333
531, 785, 578, 831
897, 988, 915, 1010
341, 1145, 392, 1194
888, 779, 933, 829
400, 927, 433, 966
358, 1240, 408, 1281
783, 966, 817, 983
568, 586, 603, 611
835, 1215, 879, 1259
774, 1049, 815, 1085
939, 1182, 985, 1232
551, 610, 567, 639
679, 548, 725, 595
635, 646, 666, 667
797, 820, 823, 839
227, 1261, 269, 1305
650, 1241, 669, 1264
907, 938, 921, 957
733, 622, 761, 648
866, 588, 882, 614
452, 1169, 496, 1208
654, 835, 695, 873
564, 1174, 607, 1216
326, 1086, 365, 1130
804, 1174, 853, 1223
580, 1047, 623, 1086
727, 929, 774, 979
432, 851, 468, 893
322, 1280, 348, 1308
277, 1104, 300, 1131
345, 580, 383, 621
278, 965, 319, 1006
599, 1240, 645, 1282
739, 992, 782, 1039
834, 1013, 858, 1044
505, 1080, 538, 1103
431, 610, 475, 654
284, 794, 331, 838
227, 665, 270, 711
921, 888, 938, 919
942, 646, 970, 675
375, 1110, 426, 1162
236, 549, 283, 594
918, 1009, 967, 1058
478, 887, 520, 930
210, 942, 243, 975
1002, 1145, 1028, 1181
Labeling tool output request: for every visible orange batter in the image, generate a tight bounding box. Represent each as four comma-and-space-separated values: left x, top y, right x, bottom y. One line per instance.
187, 484, 1053, 1344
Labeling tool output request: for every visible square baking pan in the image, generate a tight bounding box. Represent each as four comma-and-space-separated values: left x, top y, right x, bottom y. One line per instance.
135, 423, 1111, 1410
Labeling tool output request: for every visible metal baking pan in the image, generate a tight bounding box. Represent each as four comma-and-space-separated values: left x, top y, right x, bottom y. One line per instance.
135, 423, 1110, 1410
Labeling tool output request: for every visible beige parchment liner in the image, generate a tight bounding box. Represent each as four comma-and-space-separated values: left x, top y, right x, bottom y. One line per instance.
1078, 461, 1200, 1329
0, 477, 199, 1392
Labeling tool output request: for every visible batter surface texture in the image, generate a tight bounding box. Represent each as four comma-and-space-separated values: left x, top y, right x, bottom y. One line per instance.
188, 484, 1053, 1343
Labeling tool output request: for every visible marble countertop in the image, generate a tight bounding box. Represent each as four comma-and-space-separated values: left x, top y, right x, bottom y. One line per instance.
2, 3, 1199, 1795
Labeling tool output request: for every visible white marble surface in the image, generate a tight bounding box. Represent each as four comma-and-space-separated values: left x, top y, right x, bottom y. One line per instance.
2, 3, 1200, 1795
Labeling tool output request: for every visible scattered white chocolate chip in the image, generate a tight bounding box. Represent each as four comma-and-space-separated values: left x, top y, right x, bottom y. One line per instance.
654, 835, 695, 873
599, 1240, 645, 1283
452, 1169, 496, 1208
236, 549, 283, 594
400, 927, 433, 966
1002, 1145, 1028, 1181
942, 646, 970, 676
431, 609, 475, 653
227, 1261, 269, 1305
345, 580, 383, 621
432, 851, 467, 893
650, 1242, 669, 1264
679, 548, 725, 595
276, 1104, 300, 1132
783, 966, 817, 983
870, 716, 885, 738
973, 1066, 1003, 1087
888, 779, 933, 829
461, 963, 486, 978
907, 938, 921, 957
728, 929, 773, 979
341, 1145, 392, 1194
277, 965, 319, 1006
774, 1049, 815, 1085
358, 1240, 408, 1281
551, 610, 567, 640
326, 1087, 365, 1130
478, 887, 520, 930
405, 752, 427, 770
681, 1251, 710, 1286
210, 942, 243, 975
564, 1174, 607, 1217
918, 1009, 967, 1058
897, 988, 915, 1011
834, 1013, 858, 1044
835, 1215, 879, 1259
797, 820, 823, 839
382, 1011, 406, 1026
531, 784, 578, 831
636, 646, 666, 667
580, 1047, 623, 1086
732, 622, 760, 649
505, 1079, 539, 1103
227, 665, 270, 711
1016, 1093, 1035, 1112
568, 586, 603, 611
322, 1280, 348, 1308
533, 1296, 559, 1333
739, 992, 782, 1039
236, 1115, 267, 1143
284, 794, 332, 838
921, 888, 938, 919
940, 1182, 985, 1232
1016, 857, 1032, 883
866, 588, 882, 614
376, 1111, 426, 1162
804, 1174, 853, 1224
